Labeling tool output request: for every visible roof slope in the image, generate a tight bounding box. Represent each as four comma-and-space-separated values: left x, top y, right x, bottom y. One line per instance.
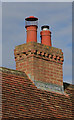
0, 67, 73, 120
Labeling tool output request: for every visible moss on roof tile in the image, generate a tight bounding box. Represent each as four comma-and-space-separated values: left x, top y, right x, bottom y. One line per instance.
0, 67, 27, 77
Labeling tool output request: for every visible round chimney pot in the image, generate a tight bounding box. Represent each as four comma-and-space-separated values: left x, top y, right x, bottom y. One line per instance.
25, 16, 38, 43
40, 25, 52, 46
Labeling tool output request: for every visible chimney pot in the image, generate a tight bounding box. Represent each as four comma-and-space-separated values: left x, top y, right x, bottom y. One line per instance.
40, 25, 52, 46
25, 16, 38, 43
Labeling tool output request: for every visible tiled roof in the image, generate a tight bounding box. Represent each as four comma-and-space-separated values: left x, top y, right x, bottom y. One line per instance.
0, 67, 73, 120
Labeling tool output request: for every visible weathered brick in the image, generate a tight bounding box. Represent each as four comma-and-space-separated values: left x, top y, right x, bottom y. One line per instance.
14, 42, 64, 86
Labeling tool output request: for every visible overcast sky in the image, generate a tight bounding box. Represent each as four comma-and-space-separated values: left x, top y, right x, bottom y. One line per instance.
1, 1, 72, 84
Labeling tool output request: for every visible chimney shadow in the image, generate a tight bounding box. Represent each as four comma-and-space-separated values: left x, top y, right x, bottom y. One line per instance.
63, 82, 70, 90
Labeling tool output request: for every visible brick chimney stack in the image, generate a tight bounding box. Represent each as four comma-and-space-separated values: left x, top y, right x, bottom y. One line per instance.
25, 16, 38, 43
40, 25, 52, 46
14, 16, 64, 93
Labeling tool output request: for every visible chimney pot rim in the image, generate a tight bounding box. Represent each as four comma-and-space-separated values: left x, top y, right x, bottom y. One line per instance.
25, 16, 38, 21
41, 25, 49, 30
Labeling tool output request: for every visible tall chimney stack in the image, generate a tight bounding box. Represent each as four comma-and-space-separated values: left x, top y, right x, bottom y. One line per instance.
14, 16, 64, 93
40, 25, 52, 46
25, 16, 38, 43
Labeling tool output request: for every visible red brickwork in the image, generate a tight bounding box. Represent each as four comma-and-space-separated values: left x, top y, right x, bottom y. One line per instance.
0, 67, 73, 120
14, 42, 64, 87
